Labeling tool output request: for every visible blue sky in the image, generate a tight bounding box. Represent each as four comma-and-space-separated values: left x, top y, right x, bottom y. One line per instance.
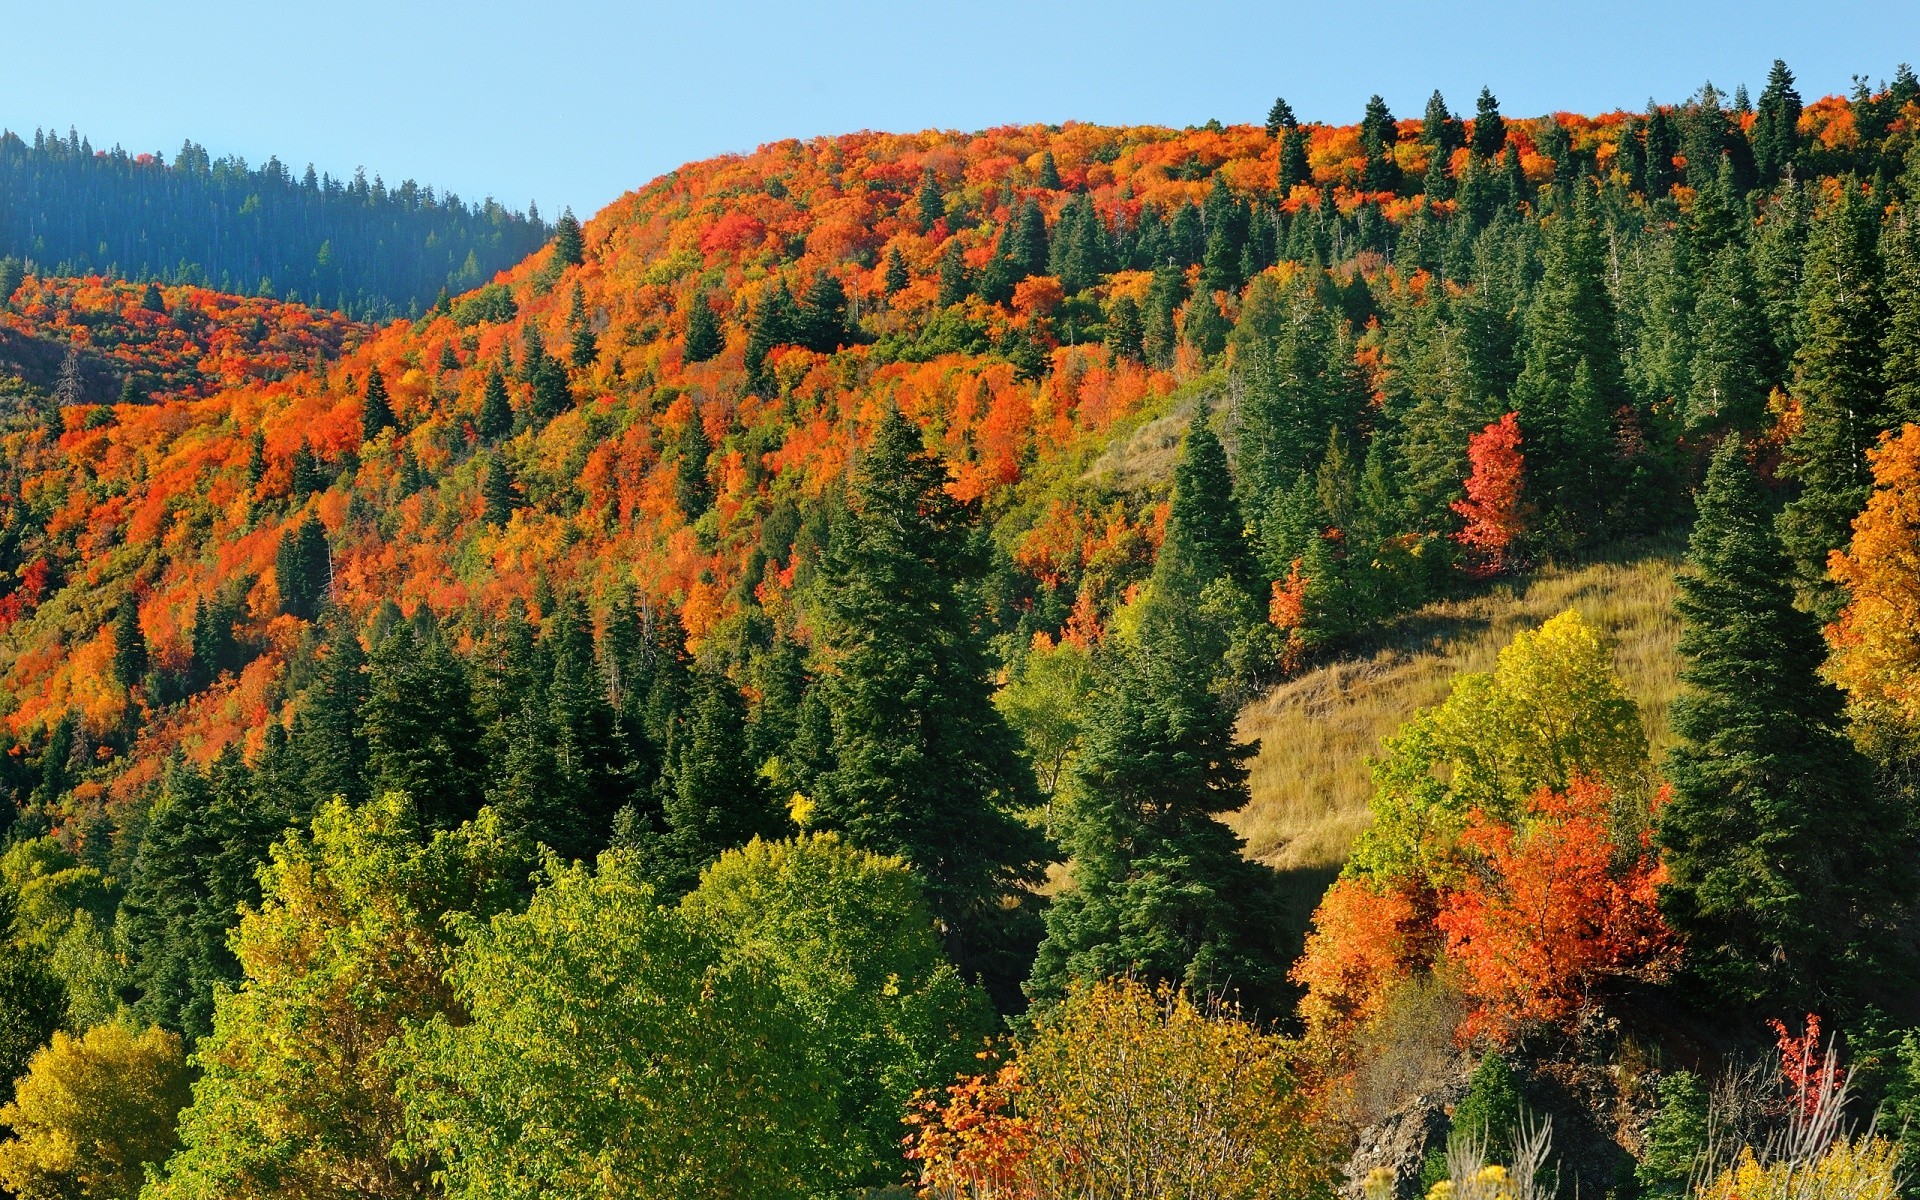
8, 1, 1918, 220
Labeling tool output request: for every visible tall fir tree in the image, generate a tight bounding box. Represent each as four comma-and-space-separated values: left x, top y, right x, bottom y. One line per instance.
476, 366, 513, 442
809, 405, 1047, 979
1779, 178, 1887, 615
1752, 60, 1804, 188
360, 364, 394, 443
274, 513, 331, 620
551, 208, 584, 268
1265, 97, 1297, 140
1658, 438, 1912, 1012
684, 291, 723, 363
297, 620, 368, 808
1472, 87, 1507, 159
361, 616, 485, 829
111, 597, 147, 689
675, 404, 714, 521
915, 168, 945, 231
642, 661, 783, 895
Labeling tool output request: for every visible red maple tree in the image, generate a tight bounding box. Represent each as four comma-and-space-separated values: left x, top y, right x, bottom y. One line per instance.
1452, 412, 1529, 577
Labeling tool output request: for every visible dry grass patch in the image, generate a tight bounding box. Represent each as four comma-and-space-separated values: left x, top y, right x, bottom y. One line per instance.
1230, 541, 1685, 874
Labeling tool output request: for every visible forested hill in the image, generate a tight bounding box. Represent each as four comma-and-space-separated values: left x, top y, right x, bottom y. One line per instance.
5, 58, 1920, 1196
0, 127, 550, 320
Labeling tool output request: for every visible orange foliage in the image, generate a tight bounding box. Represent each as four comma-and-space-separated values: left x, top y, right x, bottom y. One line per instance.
1435, 778, 1677, 1042
1828, 425, 1920, 730
1292, 876, 1434, 1041
1451, 412, 1528, 576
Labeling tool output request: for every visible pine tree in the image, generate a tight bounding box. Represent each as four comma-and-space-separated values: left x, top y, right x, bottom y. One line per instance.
1010, 198, 1049, 278
1644, 104, 1680, 198
1360, 95, 1403, 194
476, 367, 513, 442
1779, 179, 1887, 613
683, 292, 723, 363
274, 513, 330, 620
936, 240, 970, 307
1881, 200, 1920, 426
111, 597, 147, 690
360, 364, 394, 443
361, 617, 484, 829
1658, 438, 1911, 1011
1037, 150, 1061, 190
1160, 423, 1256, 601
482, 452, 516, 527
1278, 127, 1312, 197
643, 661, 782, 895
540, 597, 633, 859
566, 285, 598, 369
1265, 97, 1297, 140
551, 208, 584, 268
1422, 90, 1464, 160
744, 281, 797, 389
810, 406, 1047, 975
1472, 87, 1507, 159
915, 168, 945, 231
796, 270, 849, 353
1685, 243, 1770, 435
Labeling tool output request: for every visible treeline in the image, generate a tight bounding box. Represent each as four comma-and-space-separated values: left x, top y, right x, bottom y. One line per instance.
0, 127, 551, 320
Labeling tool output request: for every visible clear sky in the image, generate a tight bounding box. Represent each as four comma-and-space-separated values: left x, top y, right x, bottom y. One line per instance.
7, 0, 1918, 220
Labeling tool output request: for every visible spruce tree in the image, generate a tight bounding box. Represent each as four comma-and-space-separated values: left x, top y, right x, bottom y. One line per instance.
552, 208, 584, 268
882, 247, 910, 295
298, 621, 368, 808
1685, 243, 1769, 435
936, 240, 970, 307
1644, 104, 1680, 198
476, 367, 513, 442
796, 270, 849, 353
361, 617, 484, 828
1752, 60, 1804, 187
541, 597, 633, 859
1881, 199, 1920, 426
744, 281, 797, 389
111, 597, 147, 689
275, 513, 330, 620
360, 364, 394, 443
1278, 127, 1312, 197
1037, 150, 1061, 190
1360, 95, 1403, 194
643, 661, 782, 895
675, 405, 713, 520
1658, 438, 1912, 1011
1422, 90, 1464, 160
1010, 199, 1050, 279
915, 168, 945, 231
482, 452, 516, 527
1779, 178, 1886, 614
810, 406, 1047, 974
1265, 97, 1297, 140
1472, 87, 1507, 159
684, 292, 723, 363
1029, 432, 1285, 1011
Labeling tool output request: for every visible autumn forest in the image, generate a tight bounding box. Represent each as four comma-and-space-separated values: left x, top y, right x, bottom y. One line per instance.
0, 57, 1915, 1200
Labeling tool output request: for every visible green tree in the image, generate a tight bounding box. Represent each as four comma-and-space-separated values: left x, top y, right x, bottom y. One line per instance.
643, 663, 783, 895
674, 404, 712, 520
796, 269, 849, 353
360, 364, 394, 442
475, 367, 512, 442
809, 406, 1047, 978
551, 207, 584, 268
481, 451, 516, 527
297, 621, 368, 808
111, 598, 147, 690
936, 239, 970, 306
683, 291, 723, 362
682, 834, 993, 1189
1265, 96, 1297, 139
1472, 87, 1507, 158
1658, 438, 1910, 1011
274, 512, 330, 620
0, 941, 63, 1106
1779, 179, 1887, 614
1685, 243, 1770, 435
882, 246, 910, 294
1037, 150, 1061, 189
1636, 1070, 1709, 1197
146, 796, 523, 1200
1278, 127, 1312, 197
1360, 95, 1403, 194
1881, 201, 1920, 426
1752, 60, 1804, 187
916, 167, 945, 230
362, 618, 485, 829
401, 852, 834, 1200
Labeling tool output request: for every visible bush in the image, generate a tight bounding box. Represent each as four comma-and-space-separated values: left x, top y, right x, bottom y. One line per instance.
1636, 1070, 1708, 1196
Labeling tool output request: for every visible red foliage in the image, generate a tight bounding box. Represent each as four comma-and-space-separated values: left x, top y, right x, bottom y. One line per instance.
1292, 876, 1436, 1040
1769, 1013, 1842, 1120
1436, 778, 1677, 1041
1451, 412, 1529, 577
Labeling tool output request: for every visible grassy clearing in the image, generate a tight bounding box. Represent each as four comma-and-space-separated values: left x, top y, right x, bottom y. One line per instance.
1229, 538, 1686, 876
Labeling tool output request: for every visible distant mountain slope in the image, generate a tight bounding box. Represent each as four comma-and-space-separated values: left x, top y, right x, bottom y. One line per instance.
0, 128, 548, 319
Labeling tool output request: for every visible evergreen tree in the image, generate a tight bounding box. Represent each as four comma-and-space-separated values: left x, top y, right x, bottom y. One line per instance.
1421, 90, 1464, 160
360, 364, 393, 443
1010, 198, 1050, 279
915, 168, 945, 230
936, 240, 970, 307
1881, 201, 1920, 426
684, 291, 723, 363
1278, 127, 1312, 197
1779, 179, 1887, 613
675, 405, 713, 521
552, 208, 584, 268
361, 617, 484, 829
882, 247, 910, 295
1644, 104, 1680, 198
1659, 438, 1911, 1011
298, 621, 368, 808
796, 270, 849, 353
111, 598, 147, 690
482, 451, 516, 527
744, 281, 798, 389
476, 367, 513, 442
566, 285, 598, 369
1265, 97, 1297, 140
274, 513, 330, 620
1360, 95, 1403, 194
1685, 243, 1770, 435
0, 939, 63, 1106
1105, 295, 1144, 360
540, 597, 633, 859
1752, 60, 1804, 187
1037, 150, 1061, 190
1472, 87, 1507, 159
810, 406, 1047, 977
643, 662, 783, 895
1029, 433, 1285, 1012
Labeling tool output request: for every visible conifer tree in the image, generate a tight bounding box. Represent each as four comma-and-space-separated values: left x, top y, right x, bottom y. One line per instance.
1881, 200, 1920, 426
915, 168, 945, 230
362, 617, 484, 829
675, 405, 713, 521
796, 270, 849, 353
1659, 438, 1911, 1010
476, 367, 513, 442
1360, 95, 1403, 194
1278, 127, 1312, 197
936, 240, 970, 307
744, 281, 797, 389
567, 285, 598, 370
882, 247, 909, 295
298, 621, 367, 808
551, 208, 584, 268
1779, 178, 1887, 613
1030, 432, 1285, 1011
1265, 97, 1297, 140
274, 513, 330, 620
1160, 423, 1256, 603
1752, 60, 1804, 187
111, 598, 147, 690
360, 364, 393, 443
1472, 87, 1507, 159
810, 406, 1047, 974
482, 451, 516, 527
683, 291, 723, 363
1010, 199, 1050, 279
540, 597, 632, 859
643, 662, 783, 895
1686, 243, 1770, 435
1422, 90, 1464, 160
1037, 150, 1061, 190
1644, 104, 1680, 197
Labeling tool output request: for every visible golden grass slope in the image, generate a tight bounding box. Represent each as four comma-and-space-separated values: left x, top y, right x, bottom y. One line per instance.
1230, 540, 1685, 873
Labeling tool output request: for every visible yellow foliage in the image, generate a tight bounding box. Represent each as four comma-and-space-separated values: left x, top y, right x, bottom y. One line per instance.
1829, 424, 1920, 738
1696, 1139, 1900, 1200
0, 1023, 190, 1200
